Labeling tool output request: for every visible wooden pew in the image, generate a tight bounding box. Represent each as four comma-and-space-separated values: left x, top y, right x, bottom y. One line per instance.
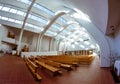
44, 57, 78, 67
35, 60, 62, 76
25, 58, 42, 81
39, 58, 61, 68
37, 57, 73, 71
68, 55, 95, 64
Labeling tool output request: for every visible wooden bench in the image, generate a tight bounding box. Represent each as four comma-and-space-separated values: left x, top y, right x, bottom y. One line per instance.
44, 57, 79, 67
36, 57, 61, 67
35, 60, 62, 76
37, 57, 73, 71
69, 55, 95, 64
25, 58, 42, 81
60, 64, 73, 71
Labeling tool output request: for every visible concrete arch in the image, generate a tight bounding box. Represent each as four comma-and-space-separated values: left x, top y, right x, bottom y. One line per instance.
54, 21, 79, 37
58, 20, 111, 67
63, 0, 110, 67
53, 22, 79, 51
79, 20, 110, 67
17, 0, 36, 55
36, 11, 68, 52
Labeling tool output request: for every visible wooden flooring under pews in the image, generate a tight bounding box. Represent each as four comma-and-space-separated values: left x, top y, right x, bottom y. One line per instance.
0, 54, 114, 84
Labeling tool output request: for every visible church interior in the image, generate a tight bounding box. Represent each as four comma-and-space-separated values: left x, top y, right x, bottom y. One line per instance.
0, 0, 120, 84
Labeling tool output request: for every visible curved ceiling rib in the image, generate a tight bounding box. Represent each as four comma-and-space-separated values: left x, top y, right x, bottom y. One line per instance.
17, 0, 36, 55
54, 21, 79, 37
40, 11, 68, 37
37, 11, 68, 52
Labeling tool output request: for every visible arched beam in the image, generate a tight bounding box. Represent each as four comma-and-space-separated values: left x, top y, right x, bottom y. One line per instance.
57, 28, 82, 51
79, 21, 111, 67
74, 18, 111, 67
50, 22, 79, 51
37, 11, 68, 52
17, 0, 36, 55
54, 21, 79, 37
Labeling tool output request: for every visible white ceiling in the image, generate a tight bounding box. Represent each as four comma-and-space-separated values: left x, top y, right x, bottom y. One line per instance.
0, 0, 101, 50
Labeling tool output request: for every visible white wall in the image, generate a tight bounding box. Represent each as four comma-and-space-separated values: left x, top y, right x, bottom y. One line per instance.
41, 36, 51, 51
59, 42, 65, 51
0, 25, 57, 53
114, 30, 120, 56
0, 25, 11, 53
1, 25, 8, 38
0, 25, 32, 53
49, 39, 58, 51
53, 39, 57, 51
30, 34, 38, 51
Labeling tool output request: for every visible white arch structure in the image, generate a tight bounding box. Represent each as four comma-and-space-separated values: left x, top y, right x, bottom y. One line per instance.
36, 11, 68, 52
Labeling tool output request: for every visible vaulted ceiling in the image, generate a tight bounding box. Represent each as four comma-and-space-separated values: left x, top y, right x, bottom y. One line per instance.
1, 0, 119, 50
64, 0, 120, 36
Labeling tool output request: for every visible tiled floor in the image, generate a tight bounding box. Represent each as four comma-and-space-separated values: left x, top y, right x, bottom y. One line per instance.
0, 54, 114, 84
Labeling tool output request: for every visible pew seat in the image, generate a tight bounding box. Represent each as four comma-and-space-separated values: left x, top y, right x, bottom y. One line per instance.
25, 58, 42, 81
35, 60, 62, 76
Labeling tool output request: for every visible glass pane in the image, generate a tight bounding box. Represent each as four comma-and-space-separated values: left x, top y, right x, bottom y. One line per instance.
1, 17, 8, 20
8, 18, 15, 22
0, 6, 3, 10
52, 24, 60, 30
15, 20, 22, 24
2, 7, 10, 12
17, 11, 25, 16
18, 0, 31, 4
10, 9, 17, 13
34, 3, 54, 16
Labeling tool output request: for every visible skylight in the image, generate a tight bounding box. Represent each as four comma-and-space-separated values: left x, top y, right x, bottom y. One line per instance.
59, 27, 64, 31
25, 23, 43, 31
8, 18, 15, 22
84, 41, 90, 45
58, 17, 67, 24
0, 5, 3, 10
15, 20, 22, 24
26, 23, 34, 27
28, 14, 48, 25
34, 25, 43, 31
1, 17, 8, 20
72, 8, 91, 22
62, 30, 68, 34
79, 38, 83, 42
33, 3, 54, 16
18, 0, 31, 5
2, 7, 10, 12
52, 24, 61, 30
46, 30, 57, 36
90, 44, 95, 48
74, 42, 79, 45
18, 0, 54, 16
9, 9, 17, 13
17, 11, 25, 16
80, 45, 85, 48
71, 44, 75, 48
